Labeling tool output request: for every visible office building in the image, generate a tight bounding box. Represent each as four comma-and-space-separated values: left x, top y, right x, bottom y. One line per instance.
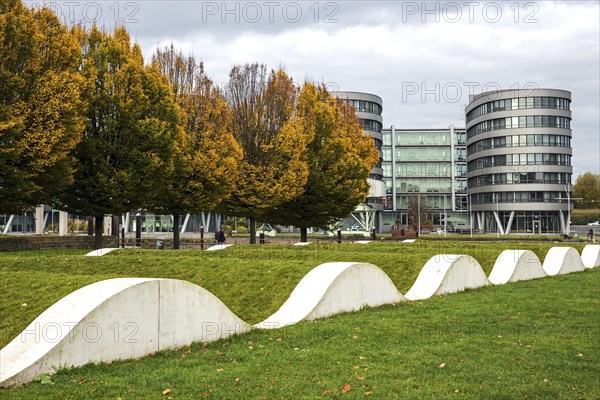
381, 127, 468, 233
465, 88, 572, 234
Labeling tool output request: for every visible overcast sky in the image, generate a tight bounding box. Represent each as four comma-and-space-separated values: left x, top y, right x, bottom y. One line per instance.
38, 0, 599, 177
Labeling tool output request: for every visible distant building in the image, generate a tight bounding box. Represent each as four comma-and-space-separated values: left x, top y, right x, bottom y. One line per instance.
335, 91, 386, 231
465, 88, 573, 234
381, 127, 468, 233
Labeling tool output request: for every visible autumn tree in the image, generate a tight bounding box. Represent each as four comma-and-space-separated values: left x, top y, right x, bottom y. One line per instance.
152, 45, 241, 249
573, 172, 600, 209
58, 27, 180, 249
219, 64, 309, 243
268, 83, 379, 242
0, 0, 84, 213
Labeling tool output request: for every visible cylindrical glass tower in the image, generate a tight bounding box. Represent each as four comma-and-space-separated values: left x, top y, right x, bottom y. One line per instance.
465, 88, 573, 234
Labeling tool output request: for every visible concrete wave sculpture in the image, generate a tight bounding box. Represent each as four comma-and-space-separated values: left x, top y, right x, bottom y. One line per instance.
581, 245, 600, 268
404, 254, 489, 301
206, 244, 234, 251
2, 245, 598, 387
255, 262, 404, 329
85, 248, 120, 257
488, 250, 547, 285
542, 247, 586, 276
0, 278, 249, 388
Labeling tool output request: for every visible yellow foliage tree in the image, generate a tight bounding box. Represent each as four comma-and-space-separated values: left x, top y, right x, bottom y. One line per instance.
219, 64, 310, 243
268, 83, 379, 241
59, 27, 180, 249
152, 45, 242, 248
0, 0, 84, 213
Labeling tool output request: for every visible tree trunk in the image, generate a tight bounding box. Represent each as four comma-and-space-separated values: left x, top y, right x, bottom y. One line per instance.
94, 215, 104, 250
173, 214, 180, 250
300, 227, 308, 242
249, 217, 256, 244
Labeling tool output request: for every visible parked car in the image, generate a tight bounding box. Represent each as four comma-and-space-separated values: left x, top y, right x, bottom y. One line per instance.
588, 221, 600, 226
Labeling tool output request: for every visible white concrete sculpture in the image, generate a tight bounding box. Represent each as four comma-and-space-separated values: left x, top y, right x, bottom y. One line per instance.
4, 244, 598, 388
581, 245, 600, 268
0, 278, 249, 388
404, 254, 489, 301
402, 239, 416, 243
488, 250, 547, 285
542, 247, 585, 276
255, 262, 404, 329
293, 242, 312, 246
206, 244, 234, 251
354, 240, 372, 244
85, 248, 119, 257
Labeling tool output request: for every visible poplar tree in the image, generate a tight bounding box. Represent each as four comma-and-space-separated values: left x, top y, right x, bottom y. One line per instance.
152, 45, 242, 249
59, 27, 180, 249
219, 64, 310, 243
268, 83, 380, 242
0, 1, 84, 213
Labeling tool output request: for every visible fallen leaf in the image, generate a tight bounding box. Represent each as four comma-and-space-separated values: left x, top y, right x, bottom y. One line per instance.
216, 368, 224, 372
341, 383, 351, 394
162, 388, 171, 395
234, 377, 240, 382
356, 376, 365, 381
439, 363, 446, 368
21, 303, 27, 307
365, 391, 373, 396
323, 389, 331, 395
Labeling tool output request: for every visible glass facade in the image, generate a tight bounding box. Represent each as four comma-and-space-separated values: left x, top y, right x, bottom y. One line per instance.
466, 96, 571, 122
466, 88, 572, 235
381, 128, 468, 232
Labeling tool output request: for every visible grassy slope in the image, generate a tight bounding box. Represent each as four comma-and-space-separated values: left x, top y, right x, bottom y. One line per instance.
0, 242, 598, 399
0, 241, 587, 340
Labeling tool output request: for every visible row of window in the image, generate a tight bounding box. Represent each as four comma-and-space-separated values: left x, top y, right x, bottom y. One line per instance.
467, 134, 571, 155
350, 100, 382, 116
469, 172, 572, 188
381, 131, 466, 146
467, 96, 571, 121
383, 195, 466, 211
468, 116, 571, 138
362, 119, 382, 133
382, 162, 467, 178
468, 153, 571, 170
472, 191, 563, 204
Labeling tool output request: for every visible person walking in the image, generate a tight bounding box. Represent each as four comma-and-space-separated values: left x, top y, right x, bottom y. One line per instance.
215, 227, 226, 244
589, 228, 594, 240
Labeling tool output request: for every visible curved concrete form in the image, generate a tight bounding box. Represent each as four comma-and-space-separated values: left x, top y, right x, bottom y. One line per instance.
255, 262, 404, 329
581, 245, 600, 268
542, 247, 585, 276
85, 248, 119, 257
293, 242, 312, 246
0, 278, 249, 388
3, 245, 597, 387
206, 244, 234, 251
354, 240, 372, 244
405, 255, 489, 301
488, 250, 547, 285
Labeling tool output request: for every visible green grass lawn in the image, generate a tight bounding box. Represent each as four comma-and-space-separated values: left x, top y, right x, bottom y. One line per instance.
0, 242, 598, 399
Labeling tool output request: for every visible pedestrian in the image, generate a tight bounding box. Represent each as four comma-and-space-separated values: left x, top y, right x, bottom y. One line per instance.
215, 227, 226, 244
589, 228, 594, 240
